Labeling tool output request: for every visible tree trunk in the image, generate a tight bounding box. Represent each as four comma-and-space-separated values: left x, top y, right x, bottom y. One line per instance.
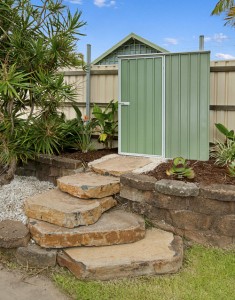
0, 158, 17, 186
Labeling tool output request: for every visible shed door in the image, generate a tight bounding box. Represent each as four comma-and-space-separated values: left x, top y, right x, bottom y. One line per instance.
119, 57, 163, 156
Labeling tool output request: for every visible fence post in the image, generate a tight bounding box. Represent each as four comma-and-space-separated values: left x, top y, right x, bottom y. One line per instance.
199, 35, 204, 51
86, 44, 91, 117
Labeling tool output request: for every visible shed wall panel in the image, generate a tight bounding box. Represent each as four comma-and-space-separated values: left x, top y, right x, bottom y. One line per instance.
165, 53, 210, 160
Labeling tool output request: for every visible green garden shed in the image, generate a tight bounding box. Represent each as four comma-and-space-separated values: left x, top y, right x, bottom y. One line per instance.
119, 51, 210, 161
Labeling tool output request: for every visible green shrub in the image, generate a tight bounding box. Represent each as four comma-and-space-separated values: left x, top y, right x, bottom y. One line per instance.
210, 140, 235, 166
92, 100, 118, 149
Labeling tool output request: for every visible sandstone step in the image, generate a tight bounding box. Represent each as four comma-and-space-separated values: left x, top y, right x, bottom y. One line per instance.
57, 172, 120, 199
28, 210, 145, 248
89, 155, 153, 177
57, 228, 183, 280
24, 189, 117, 228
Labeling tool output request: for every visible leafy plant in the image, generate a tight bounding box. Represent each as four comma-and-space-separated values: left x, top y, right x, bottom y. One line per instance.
0, 0, 86, 184
92, 100, 118, 149
77, 116, 96, 153
215, 123, 235, 141
166, 157, 195, 179
212, 0, 235, 27
210, 140, 235, 166
227, 161, 235, 177
61, 105, 96, 153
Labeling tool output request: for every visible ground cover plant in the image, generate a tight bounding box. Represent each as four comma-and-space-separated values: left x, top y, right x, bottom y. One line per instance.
52, 244, 235, 300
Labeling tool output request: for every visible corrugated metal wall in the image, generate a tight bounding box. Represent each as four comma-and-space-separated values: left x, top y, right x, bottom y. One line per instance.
165, 52, 210, 160
62, 60, 235, 144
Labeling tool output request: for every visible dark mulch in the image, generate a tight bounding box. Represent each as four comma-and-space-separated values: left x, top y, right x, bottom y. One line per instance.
60, 148, 234, 186
147, 159, 235, 186
59, 148, 118, 163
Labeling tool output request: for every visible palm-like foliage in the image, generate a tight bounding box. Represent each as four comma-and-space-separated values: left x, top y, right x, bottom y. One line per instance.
0, 0, 86, 184
212, 0, 235, 26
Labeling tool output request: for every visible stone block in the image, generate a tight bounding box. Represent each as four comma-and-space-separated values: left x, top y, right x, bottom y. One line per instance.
120, 173, 157, 191
214, 215, 235, 237
36, 155, 53, 165
183, 230, 234, 249
188, 196, 235, 215
170, 210, 213, 231
200, 184, 235, 202
153, 192, 190, 210
0, 220, 30, 248
52, 156, 82, 169
155, 180, 199, 197
16, 244, 57, 268
120, 184, 154, 203
49, 166, 61, 177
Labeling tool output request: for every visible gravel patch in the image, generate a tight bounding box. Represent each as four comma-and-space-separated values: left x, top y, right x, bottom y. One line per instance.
0, 176, 54, 224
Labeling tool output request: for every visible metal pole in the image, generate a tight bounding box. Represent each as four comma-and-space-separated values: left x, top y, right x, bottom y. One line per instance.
86, 44, 91, 117
199, 35, 204, 51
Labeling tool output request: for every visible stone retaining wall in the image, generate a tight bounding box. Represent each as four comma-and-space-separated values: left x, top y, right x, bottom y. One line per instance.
16, 155, 83, 185
120, 173, 235, 249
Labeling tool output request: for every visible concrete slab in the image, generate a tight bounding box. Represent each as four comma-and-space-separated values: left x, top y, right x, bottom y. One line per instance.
28, 210, 145, 248
57, 172, 120, 199
89, 155, 166, 177
24, 189, 117, 228
57, 229, 183, 280
0, 265, 69, 300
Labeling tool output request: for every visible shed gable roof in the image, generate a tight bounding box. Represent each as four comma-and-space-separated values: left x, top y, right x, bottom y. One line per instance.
92, 32, 169, 65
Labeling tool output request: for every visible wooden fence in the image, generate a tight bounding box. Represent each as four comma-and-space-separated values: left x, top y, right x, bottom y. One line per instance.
62, 60, 235, 143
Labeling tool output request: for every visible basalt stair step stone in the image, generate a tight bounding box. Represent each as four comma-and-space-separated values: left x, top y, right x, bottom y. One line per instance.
57, 228, 183, 280
28, 210, 145, 248
24, 189, 117, 228
57, 172, 120, 199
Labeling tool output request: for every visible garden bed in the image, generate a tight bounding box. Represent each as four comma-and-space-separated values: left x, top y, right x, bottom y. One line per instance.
59, 147, 118, 162
147, 158, 234, 186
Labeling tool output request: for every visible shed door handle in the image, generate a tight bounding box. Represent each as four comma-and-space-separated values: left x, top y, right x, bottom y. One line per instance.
119, 102, 130, 106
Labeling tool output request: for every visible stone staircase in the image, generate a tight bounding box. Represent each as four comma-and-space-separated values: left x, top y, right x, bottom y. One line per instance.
24, 155, 183, 280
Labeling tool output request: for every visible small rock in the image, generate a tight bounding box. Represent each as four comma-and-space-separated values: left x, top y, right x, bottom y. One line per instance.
0, 220, 30, 248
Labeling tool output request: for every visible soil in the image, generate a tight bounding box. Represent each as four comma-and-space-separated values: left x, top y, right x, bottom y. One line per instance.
147, 159, 235, 186
60, 148, 118, 163
60, 148, 234, 186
